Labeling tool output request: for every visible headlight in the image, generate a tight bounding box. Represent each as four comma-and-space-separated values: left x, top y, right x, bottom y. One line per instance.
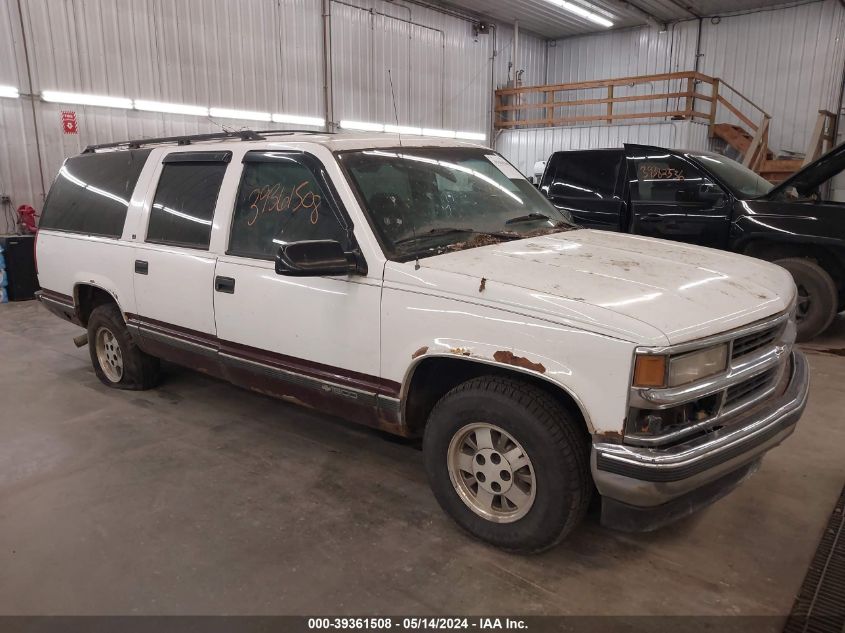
633, 344, 728, 389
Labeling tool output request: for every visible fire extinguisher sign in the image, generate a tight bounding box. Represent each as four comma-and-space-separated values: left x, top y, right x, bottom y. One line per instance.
61, 110, 78, 134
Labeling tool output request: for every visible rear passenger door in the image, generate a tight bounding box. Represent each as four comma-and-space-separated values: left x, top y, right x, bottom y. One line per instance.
541, 150, 625, 230
132, 151, 230, 340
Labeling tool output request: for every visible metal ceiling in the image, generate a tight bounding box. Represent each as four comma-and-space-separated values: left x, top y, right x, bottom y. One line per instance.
427, 0, 819, 39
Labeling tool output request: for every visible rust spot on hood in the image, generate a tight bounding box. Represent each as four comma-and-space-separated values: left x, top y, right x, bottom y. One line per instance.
412, 346, 429, 359
450, 347, 472, 356
479, 277, 487, 293
493, 350, 546, 373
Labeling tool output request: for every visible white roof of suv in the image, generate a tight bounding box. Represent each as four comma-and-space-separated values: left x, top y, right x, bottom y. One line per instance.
84, 130, 489, 154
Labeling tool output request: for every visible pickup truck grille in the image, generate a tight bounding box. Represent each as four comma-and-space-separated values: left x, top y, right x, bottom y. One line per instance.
724, 368, 777, 410
626, 311, 792, 447
731, 324, 781, 361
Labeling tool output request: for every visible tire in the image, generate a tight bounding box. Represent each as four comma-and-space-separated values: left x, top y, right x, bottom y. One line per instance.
87, 303, 160, 390
774, 258, 837, 342
423, 375, 591, 553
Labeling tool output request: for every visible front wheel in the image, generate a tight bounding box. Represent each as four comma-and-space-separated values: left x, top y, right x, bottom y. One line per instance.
423, 376, 591, 553
774, 258, 837, 342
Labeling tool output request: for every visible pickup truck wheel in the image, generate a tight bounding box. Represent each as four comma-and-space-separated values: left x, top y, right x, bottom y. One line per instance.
774, 258, 837, 342
87, 304, 160, 390
423, 376, 590, 553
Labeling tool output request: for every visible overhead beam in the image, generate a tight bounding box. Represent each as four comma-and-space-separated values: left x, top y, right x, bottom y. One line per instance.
603, 0, 668, 30
663, 0, 701, 18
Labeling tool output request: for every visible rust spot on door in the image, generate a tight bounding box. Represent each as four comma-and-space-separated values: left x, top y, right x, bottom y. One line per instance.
479, 277, 487, 293
412, 346, 429, 359
493, 350, 546, 373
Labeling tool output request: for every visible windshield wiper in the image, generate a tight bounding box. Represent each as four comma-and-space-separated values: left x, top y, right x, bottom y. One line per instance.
393, 227, 518, 246
505, 212, 551, 225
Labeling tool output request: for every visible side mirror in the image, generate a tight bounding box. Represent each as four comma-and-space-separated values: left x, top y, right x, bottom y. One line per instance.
275, 240, 367, 277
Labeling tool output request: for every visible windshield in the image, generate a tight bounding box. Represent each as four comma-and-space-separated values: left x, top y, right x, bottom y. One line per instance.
339, 147, 577, 260
688, 152, 774, 197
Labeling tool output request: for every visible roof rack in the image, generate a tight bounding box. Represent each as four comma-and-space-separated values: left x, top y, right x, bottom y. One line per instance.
81, 129, 333, 153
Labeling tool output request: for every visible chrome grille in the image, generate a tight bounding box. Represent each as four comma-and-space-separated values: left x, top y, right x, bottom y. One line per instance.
627, 311, 792, 447
724, 368, 777, 409
731, 324, 781, 361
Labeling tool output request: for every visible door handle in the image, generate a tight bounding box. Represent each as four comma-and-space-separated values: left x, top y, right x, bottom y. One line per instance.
215, 276, 235, 294
134, 260, 149, 274
640, 213, 662, 222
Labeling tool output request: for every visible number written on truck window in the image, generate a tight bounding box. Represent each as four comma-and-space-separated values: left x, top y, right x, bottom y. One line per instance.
631, 156, 720, 204
228, 155, 349, 260
146, 161, 227, 249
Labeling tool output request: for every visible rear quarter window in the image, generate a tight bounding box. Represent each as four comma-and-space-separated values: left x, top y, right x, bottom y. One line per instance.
40, 149, 152, 237
545, 150, 622, 199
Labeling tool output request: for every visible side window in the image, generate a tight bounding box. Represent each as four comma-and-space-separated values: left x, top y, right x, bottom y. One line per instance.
228, 153, 350, 260
547, 151, 621, 199
40, 149, 152, 237
146, 152, 230, 249
630, 155, 721, 205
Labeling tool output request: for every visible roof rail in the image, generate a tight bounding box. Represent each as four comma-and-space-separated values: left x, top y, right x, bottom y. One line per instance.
82, 128, 335, 153
83, 130, 265, 153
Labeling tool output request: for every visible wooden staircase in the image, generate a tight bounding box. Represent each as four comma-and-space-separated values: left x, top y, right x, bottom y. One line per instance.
711, 111, 835, 184
712, 123, 772, 160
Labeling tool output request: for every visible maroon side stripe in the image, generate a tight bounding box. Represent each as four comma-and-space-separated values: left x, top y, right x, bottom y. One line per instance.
39, 289, 75, 306
126, 313, 401, 398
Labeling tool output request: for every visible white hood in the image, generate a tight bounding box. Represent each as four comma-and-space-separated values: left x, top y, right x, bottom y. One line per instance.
412, 229, 795, 345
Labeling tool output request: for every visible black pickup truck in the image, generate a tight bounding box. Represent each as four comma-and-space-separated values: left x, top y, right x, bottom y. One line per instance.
538, 142, 845, 341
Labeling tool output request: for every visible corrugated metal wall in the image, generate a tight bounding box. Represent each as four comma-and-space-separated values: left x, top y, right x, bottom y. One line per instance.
1, 0, 843, 212
0, 0, 499, 209
329, 0, 494, 131
544, 21, 697, 122
697, 0, 845, 154
497, 0, 845, 180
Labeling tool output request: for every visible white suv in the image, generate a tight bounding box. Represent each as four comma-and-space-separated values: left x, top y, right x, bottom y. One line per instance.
36, 130, 809, 552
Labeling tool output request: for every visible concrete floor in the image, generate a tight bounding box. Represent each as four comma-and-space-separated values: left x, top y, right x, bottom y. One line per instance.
0, 300, 843, 616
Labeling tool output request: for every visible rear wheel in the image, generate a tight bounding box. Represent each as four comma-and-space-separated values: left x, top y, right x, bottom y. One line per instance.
87, 303, 159, 390
423, 376, 591, 553
774, 258, 837, 341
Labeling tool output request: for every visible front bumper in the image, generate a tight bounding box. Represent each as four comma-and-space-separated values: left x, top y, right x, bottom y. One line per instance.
592, 350, 809, 531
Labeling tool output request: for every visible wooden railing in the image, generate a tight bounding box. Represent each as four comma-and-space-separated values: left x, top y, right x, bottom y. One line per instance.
493, 71, 808, 179
803, 110, 837, 166
493, 71, 769, 134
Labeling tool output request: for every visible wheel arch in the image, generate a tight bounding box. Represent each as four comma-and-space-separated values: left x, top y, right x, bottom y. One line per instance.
399, 354, 594, 438
738, 237, 845, 297
73, 283, 122, 327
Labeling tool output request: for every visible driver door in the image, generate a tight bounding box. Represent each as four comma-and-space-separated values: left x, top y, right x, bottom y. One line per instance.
625, 148, 731, 248
213, 151, 384, 415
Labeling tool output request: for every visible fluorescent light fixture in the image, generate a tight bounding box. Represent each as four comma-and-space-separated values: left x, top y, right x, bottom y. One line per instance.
272, 113, 325, 127
0, 85, 19, 99
134, 100, 209, 116
546, 0, 613, 27
339, 120, 385, 132
42, 90, 132, 109
209, 107, 271, 122
422, 128, 457, 138
455, 131, 487, 141
385, 124, 423, 135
